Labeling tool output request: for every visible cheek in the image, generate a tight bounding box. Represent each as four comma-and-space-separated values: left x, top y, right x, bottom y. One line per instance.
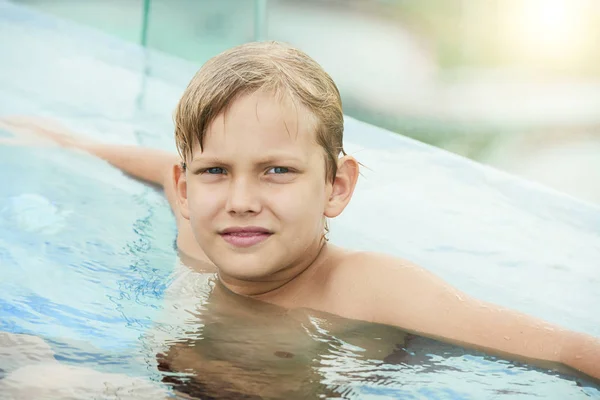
269, 180, 327, 224
187, 182, 223, 222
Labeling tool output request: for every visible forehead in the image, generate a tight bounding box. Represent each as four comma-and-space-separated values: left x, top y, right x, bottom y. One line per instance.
198, 91, 320, 159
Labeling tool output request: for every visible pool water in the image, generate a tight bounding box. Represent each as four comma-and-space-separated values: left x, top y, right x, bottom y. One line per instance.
1, 2, 599, 399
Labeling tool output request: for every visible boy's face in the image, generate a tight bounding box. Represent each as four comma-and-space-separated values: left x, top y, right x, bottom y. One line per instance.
180, 91, 336, 286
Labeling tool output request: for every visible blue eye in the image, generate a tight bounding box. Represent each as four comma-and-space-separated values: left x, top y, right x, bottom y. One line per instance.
205, 167, 226, 174
268, 167, 289, 174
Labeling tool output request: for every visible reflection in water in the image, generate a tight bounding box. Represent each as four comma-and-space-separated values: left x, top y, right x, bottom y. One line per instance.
147, 265, 599, 400
155, 276, 409, 399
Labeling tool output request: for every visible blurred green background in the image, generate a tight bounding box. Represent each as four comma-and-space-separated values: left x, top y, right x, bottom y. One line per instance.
10, 0, 600, 203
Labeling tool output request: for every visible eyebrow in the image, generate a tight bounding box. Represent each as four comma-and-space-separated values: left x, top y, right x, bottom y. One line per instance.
189, 154, 305, 168
255, 154, 305, 166
189, 156, 229, 167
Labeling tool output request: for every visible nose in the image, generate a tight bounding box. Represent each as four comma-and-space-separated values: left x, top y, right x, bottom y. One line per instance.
225, 177, 262, 215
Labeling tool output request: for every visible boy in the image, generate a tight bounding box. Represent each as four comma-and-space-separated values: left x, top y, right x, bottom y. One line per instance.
1, 41, 599, 386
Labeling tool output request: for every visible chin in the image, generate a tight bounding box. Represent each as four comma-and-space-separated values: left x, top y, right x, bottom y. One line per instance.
219, 265, 279, 282
213, 253, 281, 281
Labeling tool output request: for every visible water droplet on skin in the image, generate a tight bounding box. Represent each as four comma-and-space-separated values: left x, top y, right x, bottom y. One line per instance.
575, 355, 583, 360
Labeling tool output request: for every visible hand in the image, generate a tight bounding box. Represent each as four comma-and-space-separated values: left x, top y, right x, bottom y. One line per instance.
0, 116, 94, 150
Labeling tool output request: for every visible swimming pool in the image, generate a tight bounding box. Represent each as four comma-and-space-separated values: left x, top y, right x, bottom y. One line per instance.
1, 2, 599, 399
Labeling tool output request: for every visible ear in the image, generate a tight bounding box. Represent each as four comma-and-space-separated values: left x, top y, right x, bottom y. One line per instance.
324, 155, 359, 218
173, 163, 190, 220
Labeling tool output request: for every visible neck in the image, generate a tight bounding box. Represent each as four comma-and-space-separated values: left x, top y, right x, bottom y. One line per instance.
217, 240, 330, 300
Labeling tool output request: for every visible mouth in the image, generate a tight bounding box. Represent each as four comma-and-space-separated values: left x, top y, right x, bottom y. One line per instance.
219, 226, 273, 248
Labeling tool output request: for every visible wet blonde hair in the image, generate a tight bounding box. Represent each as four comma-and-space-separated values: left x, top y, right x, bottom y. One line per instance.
174, 41, 345, 182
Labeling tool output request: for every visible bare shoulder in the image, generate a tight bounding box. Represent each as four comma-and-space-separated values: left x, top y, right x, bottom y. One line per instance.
320, 249, 459, 325
328, 249, 434, 283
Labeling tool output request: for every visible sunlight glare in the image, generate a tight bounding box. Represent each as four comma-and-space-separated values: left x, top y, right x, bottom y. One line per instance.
509, 0, 590, 62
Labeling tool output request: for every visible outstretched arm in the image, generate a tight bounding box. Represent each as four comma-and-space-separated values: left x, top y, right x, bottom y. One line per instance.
0, 116, 180, 207
330, 253, 600, 381
70, 142, 182, 211
0, 117, 207, 261
2, 116, 177, 182
74, 143, 187, 220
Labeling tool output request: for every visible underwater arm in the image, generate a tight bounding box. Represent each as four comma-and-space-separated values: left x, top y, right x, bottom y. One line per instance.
71, 142, 192, 239
72, 143, 189, 222
1, 116, 208, 260
0, 116, 181, 207
76, 142, 179, 188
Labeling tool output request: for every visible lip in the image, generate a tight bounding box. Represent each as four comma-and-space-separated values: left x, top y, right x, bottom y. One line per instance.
219, 226, 273, 248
